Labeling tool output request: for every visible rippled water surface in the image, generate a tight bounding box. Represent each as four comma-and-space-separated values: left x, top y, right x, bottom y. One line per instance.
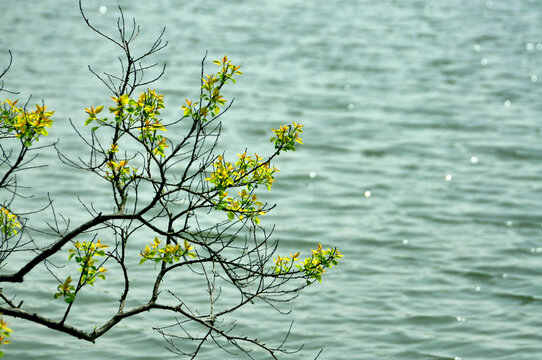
1, 0, 542, 359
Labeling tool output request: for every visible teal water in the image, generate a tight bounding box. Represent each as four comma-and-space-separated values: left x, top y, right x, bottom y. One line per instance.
1, 1, 542, 359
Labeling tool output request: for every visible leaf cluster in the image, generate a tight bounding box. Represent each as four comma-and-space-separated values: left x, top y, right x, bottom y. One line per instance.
206, 153, 277, 223
0, 316, 12, 357
182, 55, 242, 120
270, 122, 303, 153
0, 207, 19, 237
1, 99, 54, 147
273, 244, 343, 284
139, 237, 196, 264
55, 240, 109, 303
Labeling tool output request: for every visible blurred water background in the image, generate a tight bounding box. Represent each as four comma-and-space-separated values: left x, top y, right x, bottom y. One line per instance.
1, 0, 542, 359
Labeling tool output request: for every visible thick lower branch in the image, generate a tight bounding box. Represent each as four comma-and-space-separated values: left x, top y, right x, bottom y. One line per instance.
0, 306, 95, 341
0, 301, 183, 342
0, 213, 135, 283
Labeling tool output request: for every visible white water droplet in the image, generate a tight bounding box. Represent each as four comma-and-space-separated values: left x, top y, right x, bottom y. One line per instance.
480, 58, 488, 66
526, 42, 535, 51
99, 5, 108, 14
531, 75, 538, 82
504, 99, 511, 108
347, 103, 356, 111
470, 156, 479, 164
456, 316, 466, 323
308, 172, 316, 178
364, 190, 371, 198
502, 273, 508, 279
473, 44, 481, 52
402, 239, 408, 245
445, 174, 452, 182
475, 286, 481, 292
506, 220, 513, 227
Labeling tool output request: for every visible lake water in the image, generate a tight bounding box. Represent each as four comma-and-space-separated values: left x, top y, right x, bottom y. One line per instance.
1, 0, 542, 359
